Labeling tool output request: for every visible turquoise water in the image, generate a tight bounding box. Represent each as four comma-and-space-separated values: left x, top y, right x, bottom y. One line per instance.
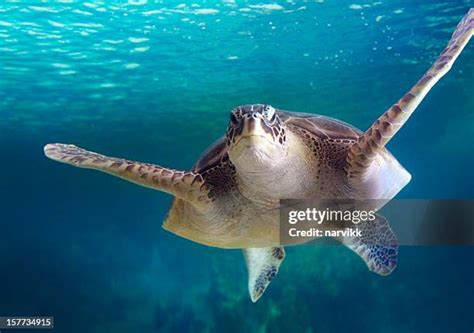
1, 1, 473, 332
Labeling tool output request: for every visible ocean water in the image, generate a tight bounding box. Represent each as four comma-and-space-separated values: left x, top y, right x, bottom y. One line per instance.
1, 1, 473, 332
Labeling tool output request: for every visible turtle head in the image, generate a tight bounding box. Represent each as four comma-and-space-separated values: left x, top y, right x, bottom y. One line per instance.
226, 104, 288, 171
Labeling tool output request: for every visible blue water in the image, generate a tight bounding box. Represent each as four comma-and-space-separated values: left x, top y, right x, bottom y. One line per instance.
1, 1, 473, 332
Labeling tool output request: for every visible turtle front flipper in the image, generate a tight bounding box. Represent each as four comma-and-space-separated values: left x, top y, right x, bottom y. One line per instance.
346, 9, 473, 178
44, 144, 210, 206
337, 214, 398, 276
243, 247, 285, 302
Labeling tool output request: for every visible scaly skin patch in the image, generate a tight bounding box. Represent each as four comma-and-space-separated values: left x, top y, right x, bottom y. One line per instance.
337, 215, 398, 276
347, 8, 474, 178
244, 247, 285, 302
44, 144, 211, 206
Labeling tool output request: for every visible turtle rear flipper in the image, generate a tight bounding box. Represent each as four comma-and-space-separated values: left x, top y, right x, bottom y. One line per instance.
346, 9, 473, 178
243, 247, 285, 302
337, 214, 398, 276
44, 144, 210, 207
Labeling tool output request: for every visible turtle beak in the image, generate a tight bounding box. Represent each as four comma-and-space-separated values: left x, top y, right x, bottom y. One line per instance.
229, 114, 278, 167
235, 114, 272, 145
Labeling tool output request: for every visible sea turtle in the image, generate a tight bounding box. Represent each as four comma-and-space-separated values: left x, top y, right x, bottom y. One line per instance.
44, 10, 473, 302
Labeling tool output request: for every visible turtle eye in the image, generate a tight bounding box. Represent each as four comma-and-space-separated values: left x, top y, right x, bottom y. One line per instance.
269, 112, 276, 123
264, 106, 276, 123
230, 112, 239, 124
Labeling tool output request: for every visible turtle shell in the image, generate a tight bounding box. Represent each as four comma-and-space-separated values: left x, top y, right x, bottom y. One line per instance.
278, 110, 362, 140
